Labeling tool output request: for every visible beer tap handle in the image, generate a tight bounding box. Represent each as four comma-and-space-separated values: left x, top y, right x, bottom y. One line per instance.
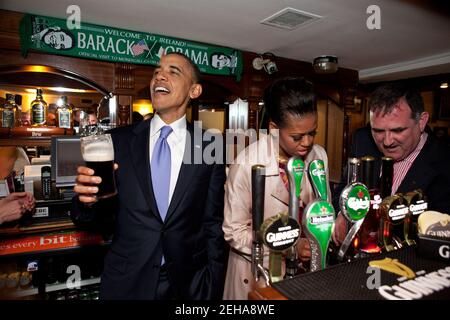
252, 165, 265, 235
337, 182, 370, 261
338, 219, 364, 262
308, 159, 329, 201
286, 157, 304, 220
251, 165, 266, 281
284, 157, 304, 278
257, 263, 271, 287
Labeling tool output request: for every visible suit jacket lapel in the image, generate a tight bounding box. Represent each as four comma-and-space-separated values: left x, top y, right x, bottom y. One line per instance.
130, 119, 162, 222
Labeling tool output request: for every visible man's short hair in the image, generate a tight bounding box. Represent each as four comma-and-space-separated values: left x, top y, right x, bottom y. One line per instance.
369, 82, 424, 120
164, 52, 202, 84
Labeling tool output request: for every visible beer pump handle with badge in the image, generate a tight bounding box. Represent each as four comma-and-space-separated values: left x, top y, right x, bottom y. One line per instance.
251, 165, 269, 285
302, 159, 335, 271
337, 182, 370, 262
380, 194, 408, 251
284, 157, 305, 278
309, 159, 329, 202
258, 157, 302, 283
403, 190, 427, 246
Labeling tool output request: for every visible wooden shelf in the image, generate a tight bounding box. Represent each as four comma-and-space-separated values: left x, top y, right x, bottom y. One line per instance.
0, 127, 75, 147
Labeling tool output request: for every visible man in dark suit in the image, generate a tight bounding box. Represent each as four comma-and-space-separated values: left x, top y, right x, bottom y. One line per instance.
333, 83, 450, 218
72, 52, 227, 300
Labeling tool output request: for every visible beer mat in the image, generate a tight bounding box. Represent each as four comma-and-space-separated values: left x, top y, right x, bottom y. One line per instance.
271, 246, 450, 300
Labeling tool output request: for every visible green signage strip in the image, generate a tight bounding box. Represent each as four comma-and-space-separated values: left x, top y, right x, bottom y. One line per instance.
20, 14, 243, 80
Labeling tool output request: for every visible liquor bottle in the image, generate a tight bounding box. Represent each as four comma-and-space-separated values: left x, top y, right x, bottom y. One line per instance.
379, 156, 393, 242
1, 93, 19, 128
6, 272, 20, 290
56, 96, 73, 129
19, 270, 32, 289
347, 157, 360, 184
0, 99, 3, 125
15, 94, 23, 126
379, 157, 393, 199
357, 156, 382, 254
378, 156, 405, 251
30, 88, 48, 126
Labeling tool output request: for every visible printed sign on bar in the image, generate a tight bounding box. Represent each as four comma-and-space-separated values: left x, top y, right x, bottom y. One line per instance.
20, 14, 243, 81
0, 231, 105, 256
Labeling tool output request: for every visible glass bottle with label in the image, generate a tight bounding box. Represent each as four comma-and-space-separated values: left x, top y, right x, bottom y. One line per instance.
379, 156, 393, 199
357, 156, 382, 254
1, 93, 19, 128
30, 88, 48, 126
15, 94, 23, 127
56, 96, 73, 129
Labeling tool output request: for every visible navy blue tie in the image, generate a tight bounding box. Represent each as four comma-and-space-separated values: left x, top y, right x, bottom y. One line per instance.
151, 126, 173, 221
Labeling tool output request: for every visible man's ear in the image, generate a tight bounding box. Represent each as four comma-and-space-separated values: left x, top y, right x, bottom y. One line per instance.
419, 111, 429, 132
189, 84, 202, 99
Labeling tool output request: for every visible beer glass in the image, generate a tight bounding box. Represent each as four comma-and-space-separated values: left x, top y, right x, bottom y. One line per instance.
80, 133, 117, 199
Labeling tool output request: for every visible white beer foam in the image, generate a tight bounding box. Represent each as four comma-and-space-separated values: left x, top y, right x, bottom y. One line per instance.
82, 141, 114, 162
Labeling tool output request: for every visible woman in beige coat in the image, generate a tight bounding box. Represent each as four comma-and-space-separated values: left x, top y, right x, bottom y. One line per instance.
222, 77, 343, 300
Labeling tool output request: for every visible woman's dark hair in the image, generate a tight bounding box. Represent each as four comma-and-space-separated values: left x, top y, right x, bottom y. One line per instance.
263, 76, 316, 128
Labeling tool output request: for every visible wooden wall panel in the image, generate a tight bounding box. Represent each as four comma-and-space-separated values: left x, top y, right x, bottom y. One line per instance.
327, 100, 344, 183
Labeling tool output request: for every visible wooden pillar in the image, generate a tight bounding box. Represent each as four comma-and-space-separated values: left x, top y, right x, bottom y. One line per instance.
340, 86, 357, 167
114, 63, 134, 126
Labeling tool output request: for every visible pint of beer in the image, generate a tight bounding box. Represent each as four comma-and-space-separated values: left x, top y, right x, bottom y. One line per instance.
80, 133, 117, 199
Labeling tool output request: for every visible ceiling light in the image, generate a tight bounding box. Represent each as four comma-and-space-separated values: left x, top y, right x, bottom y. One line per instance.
313, 55, 338, 74
440, 82, 448, 89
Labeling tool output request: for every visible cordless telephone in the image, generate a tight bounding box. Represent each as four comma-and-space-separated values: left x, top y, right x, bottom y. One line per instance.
41, 166, 52, 200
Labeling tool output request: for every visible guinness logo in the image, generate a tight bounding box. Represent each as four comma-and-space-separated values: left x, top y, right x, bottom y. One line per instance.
369, 258, 415, 279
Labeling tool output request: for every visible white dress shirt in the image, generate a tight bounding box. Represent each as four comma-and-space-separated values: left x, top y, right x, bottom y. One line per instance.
149, 114, 186, 204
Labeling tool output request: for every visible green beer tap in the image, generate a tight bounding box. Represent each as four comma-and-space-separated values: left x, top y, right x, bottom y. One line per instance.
308, 159, 329, 202
302, 201, 335, 271
337, 182, 371, 261
302, 159, 335, 271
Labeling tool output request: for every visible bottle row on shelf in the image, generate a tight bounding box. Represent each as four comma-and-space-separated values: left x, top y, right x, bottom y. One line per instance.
0, 247, 106, 299
1, 89, 74, 129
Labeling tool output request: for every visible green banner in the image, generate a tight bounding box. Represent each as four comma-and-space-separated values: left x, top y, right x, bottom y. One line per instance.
19, 14, 243, 81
